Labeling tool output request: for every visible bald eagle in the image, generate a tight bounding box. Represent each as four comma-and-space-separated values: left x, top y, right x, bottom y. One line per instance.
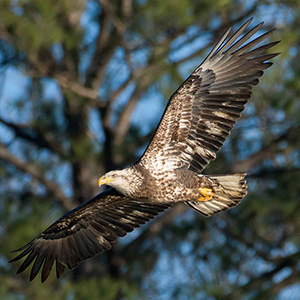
11, 19, 279, 282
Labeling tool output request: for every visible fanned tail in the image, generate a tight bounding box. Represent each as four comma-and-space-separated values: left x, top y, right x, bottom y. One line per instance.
185, 173, 247, 217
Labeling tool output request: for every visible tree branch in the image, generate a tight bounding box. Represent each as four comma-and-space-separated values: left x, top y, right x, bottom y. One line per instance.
113, 62, 164, 145
0, 117, 66, 156
114, 86, 143, 145
224, 251, 300, 299
0, 142, 74, 211
54, 73, 105, 107
85, 3, 121, 89
102, 74, 134, 128
231, 126, 300, 173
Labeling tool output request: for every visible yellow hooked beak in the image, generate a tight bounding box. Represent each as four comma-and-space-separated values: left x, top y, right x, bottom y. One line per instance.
98, 176, 115, 187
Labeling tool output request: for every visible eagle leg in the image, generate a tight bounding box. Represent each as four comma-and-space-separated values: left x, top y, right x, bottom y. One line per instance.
197, 188, 214, 202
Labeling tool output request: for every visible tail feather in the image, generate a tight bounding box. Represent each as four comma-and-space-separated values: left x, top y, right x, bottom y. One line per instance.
185, 173, 247, 217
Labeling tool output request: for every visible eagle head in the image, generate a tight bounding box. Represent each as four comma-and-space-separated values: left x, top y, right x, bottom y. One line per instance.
98, 168, 140, 196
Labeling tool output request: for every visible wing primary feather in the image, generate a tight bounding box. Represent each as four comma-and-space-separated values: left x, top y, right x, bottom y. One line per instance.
30, 254, 45, 281
17, 249, 37, 274
9, 245, 32, 262
216, 18, 254, 55
255, 53, 280, 63
242, 41, 280, 58
41, 252, 55, 283
225, 22, 263, 53
234, 29, 276, 55
11, 240, 35, 252
202, 27, 232, 63
56, 261, 65, 279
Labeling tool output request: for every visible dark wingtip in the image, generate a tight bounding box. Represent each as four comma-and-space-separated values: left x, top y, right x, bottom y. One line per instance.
29, 271, 37, 281
242, 17, 254, 28
41, 257, 55, 283
9, 246, 32, 263
266, 28, 277, 35
41, 272, 49, 283
16, 251, 36, 275
10, 242, 31, 253
56, 261, 65, 279
9, 257, 19, 263
246, 17, 254, 23
9, 256, 20, 263
29, 255, 45, 281
268, 41, 281, 48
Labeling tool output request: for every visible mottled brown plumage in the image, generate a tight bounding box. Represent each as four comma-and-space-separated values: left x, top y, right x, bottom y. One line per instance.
11, 19, 279, 282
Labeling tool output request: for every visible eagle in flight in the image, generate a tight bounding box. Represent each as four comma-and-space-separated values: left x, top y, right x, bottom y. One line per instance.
11, 19, 279, 282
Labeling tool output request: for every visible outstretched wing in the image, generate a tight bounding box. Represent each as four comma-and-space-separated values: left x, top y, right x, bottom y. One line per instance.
140, 19, 279, 173
10, 189, 169, 282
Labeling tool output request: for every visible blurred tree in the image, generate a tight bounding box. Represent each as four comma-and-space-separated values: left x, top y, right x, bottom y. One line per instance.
0, 0, 300, 299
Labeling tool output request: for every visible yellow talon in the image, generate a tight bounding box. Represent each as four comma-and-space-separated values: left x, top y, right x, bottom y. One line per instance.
197, 187, 214, 202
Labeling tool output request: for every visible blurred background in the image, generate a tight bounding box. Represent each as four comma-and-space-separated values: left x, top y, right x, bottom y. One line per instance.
0, 0, 300, 299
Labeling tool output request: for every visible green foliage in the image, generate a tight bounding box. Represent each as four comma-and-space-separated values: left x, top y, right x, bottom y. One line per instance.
0, 0, 81, 52
72, 277, 138, 300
